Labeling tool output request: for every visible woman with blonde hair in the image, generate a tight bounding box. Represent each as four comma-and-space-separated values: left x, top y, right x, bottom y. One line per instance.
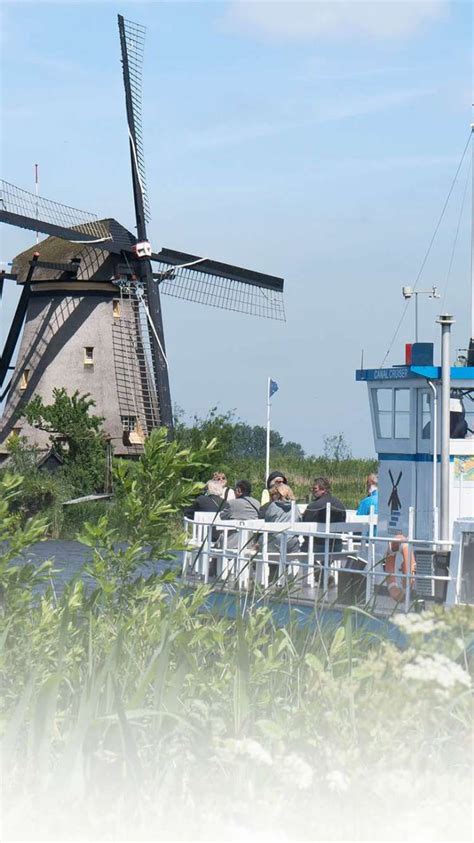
264, 483, 301, 554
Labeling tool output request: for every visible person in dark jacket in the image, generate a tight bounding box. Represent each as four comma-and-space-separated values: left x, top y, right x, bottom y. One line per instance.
301, 477, 346, 555
184, 480, 224, 541
258, 470, 288, 518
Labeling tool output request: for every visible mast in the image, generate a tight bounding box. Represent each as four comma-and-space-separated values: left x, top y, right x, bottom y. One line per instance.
471, 121, 474, 341
437, 313, 454, 544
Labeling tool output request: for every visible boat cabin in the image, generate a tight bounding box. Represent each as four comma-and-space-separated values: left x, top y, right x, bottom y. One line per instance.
356, 342, 474, 542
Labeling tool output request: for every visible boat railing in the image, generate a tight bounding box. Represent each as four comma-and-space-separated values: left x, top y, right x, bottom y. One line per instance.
182, 504, 471, 613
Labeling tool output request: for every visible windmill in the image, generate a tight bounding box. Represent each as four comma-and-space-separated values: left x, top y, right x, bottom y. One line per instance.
0, 15, 285, 457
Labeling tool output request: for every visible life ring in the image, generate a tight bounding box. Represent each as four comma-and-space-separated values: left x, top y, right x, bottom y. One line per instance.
384, 534, 416, 602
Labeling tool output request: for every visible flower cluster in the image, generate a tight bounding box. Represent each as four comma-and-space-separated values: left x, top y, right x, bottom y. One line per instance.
394, 612, 447, 636
279, 753, 314, 790
221, 738, 273, 767
402, 653, 471, 690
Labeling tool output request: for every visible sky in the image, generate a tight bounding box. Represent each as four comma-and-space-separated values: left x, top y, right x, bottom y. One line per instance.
1, 0, 473, 457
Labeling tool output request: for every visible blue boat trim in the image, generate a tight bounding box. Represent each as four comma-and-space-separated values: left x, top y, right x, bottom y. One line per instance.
378, 453, 454, 462
356, 366, 474, 382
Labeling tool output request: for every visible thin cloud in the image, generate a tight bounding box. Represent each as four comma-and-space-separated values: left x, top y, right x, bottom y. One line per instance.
224, 0, 450, 42
187, 86, 433, 149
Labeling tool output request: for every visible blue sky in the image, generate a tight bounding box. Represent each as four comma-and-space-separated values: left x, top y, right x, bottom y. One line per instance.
1, 0, 472, 456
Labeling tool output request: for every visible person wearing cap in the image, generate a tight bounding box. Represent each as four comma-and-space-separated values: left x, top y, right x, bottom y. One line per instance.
356, 473, 378, 516
259, 470, 288, 518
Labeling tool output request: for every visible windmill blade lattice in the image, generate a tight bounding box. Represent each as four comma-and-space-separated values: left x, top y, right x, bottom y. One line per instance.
155, 261, 286, 321
119, 17, 150, 223
0, 180, 110, 242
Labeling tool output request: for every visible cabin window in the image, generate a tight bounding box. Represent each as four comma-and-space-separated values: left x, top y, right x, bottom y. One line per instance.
121, 415, 137, 432
113, 300, 121, 318
84, 347, 94, 365
374, 389, 392, 438
394, 389, 410, 439
421, 392, 432, 440
19, 369, 30, 390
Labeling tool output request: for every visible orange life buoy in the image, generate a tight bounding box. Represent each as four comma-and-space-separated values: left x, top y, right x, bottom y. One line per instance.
384, 534, 416, 602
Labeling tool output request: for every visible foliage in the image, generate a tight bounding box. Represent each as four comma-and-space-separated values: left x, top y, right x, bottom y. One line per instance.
21, 388, 106, 494
1, 459, 473, 840
77, 427, 217, 600
0, 473, 50, 618
323, 432, 352, 462
174, 405, 305, 466
2, 434, 68, 525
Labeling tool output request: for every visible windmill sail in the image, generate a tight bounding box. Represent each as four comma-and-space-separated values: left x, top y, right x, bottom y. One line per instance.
118, 14, 173, 431
118, 15, 150, 230
153, 249, 285, 321
0, 180, 112, 245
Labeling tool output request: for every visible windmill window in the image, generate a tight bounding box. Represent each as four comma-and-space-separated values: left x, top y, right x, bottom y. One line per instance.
19, 369, 30, 390
84, 347, 94, 365
113, 300, 121, 318
121, 415, 137, 432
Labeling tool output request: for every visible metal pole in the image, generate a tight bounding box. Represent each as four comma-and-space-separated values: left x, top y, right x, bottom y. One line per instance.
427, 379, 438, 540
415, 292, 418, 343
35, 163, 39, 245
470, 122, 474, 339
265, 377, 271, 482
437, 314, 454, 543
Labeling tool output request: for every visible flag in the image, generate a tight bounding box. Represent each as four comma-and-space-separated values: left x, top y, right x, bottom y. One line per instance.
269, 379, 279, 398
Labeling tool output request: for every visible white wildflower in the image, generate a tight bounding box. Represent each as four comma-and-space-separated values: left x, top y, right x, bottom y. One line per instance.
394, 613, 446, 635
402, 653, 471, 690
326, 770, 349, 793
280, 753, 313, 790
223, 738, 273, 767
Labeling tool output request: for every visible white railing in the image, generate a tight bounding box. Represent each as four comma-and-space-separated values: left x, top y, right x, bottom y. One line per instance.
182, 504, 469, 613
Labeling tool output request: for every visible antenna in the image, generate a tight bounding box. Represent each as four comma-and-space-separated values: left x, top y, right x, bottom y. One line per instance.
470, 119, 474, 340
34, 163, 39, 244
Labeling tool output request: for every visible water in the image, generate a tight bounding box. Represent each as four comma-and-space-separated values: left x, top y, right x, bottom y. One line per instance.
12, 540, 182, 596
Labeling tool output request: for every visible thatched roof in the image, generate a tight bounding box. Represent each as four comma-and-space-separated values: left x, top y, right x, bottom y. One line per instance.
12, 219, 136, 283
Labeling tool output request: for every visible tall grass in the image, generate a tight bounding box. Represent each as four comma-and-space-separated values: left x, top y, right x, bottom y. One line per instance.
224, 455, 377, 507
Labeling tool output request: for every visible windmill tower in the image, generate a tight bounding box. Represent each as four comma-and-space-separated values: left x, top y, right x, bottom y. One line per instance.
0, 16, 285, 457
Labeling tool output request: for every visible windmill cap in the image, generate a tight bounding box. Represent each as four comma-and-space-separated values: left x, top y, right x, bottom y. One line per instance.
450, 398, 463, 413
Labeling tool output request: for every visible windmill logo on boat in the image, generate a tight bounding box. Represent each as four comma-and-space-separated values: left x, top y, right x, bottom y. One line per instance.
0, 15, 285, 457
388, 469, 403, 532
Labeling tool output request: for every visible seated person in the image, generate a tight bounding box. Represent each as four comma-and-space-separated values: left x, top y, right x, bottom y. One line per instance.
184, 480, 224, 542
217, 480, 260, 551
220, 480, 260, 521
264, 484, 301, 555
356, 473, 378, 515
450, 399, 468, 439
259, 470, 288, 518
212, 471, 235, 501
301, 477, 346, 555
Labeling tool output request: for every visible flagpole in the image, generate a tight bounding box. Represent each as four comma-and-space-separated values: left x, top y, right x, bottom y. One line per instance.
265, 376, 271, 481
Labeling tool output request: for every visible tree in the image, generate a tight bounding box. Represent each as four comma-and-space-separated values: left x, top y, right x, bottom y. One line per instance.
322, 433, 352, 462
21, 389, 106, 494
